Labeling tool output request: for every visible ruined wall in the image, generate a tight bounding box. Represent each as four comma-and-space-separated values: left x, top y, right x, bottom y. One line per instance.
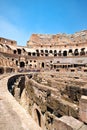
20, 73, 87, 129
1, 30, 87, 73
0, 37, 17, 46
27, 30, 87, 46
7, 73, 87, 130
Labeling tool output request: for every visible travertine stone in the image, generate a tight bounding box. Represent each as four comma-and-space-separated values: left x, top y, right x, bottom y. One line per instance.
53, 116, 83, 130
79, 95, 87, 123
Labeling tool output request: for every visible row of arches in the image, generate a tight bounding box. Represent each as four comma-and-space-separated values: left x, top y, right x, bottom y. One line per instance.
63, 48, 85, 56
12, 48, 87, 57
0, 67, 15, 74
27, 49, 86, 57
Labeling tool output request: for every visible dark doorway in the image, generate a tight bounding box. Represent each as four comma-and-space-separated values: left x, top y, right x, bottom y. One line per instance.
42, 62, 44, 68
68, 49, 73, 55
35, 109, 41, 127
74, 49, 79, 56
63, 50, 67, 56
13, 50, 17, 54
0, 68, 4, 74
17, 49, 21, 54
16, 60, 18, 66
20, 62, 25, 67
58, 51, 62, 56
6, 68, 13, 73
80, 48, 85, 56
69, 49, 72, 53
28, 52, 31, 56
32, 52, 36, 56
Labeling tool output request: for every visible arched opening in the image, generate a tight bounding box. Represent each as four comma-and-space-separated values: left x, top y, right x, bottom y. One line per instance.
45, 50, 48, 53
42, 62, 44, 68
32, 52, 36, 56
29, 64, 32, 68
45, 53, 48, 56
41, 50, 44, 53
54, 50, 57, 56
63, 50, 67, 56
58, 50, 62, 56
6, 68, 13, 73
20, 62, 25, 68
68, 49, 73, 56
36, 49, 39, 53
28, 52, 31, 56
80, 48, 85, 56
26, 61, 28, 64
35, 109, 41, 127
13, 50, 17, 54
37, 53, 40, 56
45, 50, 48, 56
54, 50, 57, 53
17, 49, 21, 54
16, 60, 18, 66
0, 67, 4, 74
74, 49, 79, 56
69, 49, 72, 53
49, 50, 53, 53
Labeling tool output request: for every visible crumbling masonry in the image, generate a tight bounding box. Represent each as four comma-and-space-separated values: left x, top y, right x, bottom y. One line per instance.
1, 30, 87, 130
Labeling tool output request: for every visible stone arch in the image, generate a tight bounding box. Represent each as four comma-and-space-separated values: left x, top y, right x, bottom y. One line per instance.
16, 60, 18, 66
17, 49, 21, 54
58, 50, 62, 56
28, 52, 31, 56
54, 50, 57, 53
74, 49, 79, 56
40, 50, 44, 56
42, 62, 44, 68
13, 50, 17, 54
80, 48, 85, 55
68, 49, 73, 56
36, 49, 39, 53
0, 67, 4, 74
32, 52, 36, 56
45, 50, 48, 53
49, 50, 53, 53
35, 109, 41, 127
54, 50, 57, 56
20, 61, 25, 68
40, 50, 44, 53
6, 67, 13, 73
36, 50, 40, 56
32, 104, 45, 129
63, 50, 67, 56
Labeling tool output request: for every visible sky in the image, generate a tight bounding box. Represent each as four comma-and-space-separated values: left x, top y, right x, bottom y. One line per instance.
0, 0, 87, 46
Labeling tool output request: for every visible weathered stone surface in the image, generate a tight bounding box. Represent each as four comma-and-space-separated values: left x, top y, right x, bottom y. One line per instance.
1, 72, 87, 130
1, 30, 87, 130
79, 95, 87, 123
53, 116, 83, 130
0, 74, 42, 130
28, 30, 87, 46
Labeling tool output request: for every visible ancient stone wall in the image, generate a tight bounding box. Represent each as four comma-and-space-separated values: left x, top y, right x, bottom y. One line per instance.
7, 73, 87, 130
0, 31, 87, 73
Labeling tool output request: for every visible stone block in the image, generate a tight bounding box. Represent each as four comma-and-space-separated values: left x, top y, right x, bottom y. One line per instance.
53, 116, 83, 130
79, 95, 87, 123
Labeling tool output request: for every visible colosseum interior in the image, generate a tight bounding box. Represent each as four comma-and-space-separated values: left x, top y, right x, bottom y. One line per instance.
1, 30, 87, 130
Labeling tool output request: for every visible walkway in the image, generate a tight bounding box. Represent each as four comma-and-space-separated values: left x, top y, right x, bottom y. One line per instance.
0, 74, 42, 130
